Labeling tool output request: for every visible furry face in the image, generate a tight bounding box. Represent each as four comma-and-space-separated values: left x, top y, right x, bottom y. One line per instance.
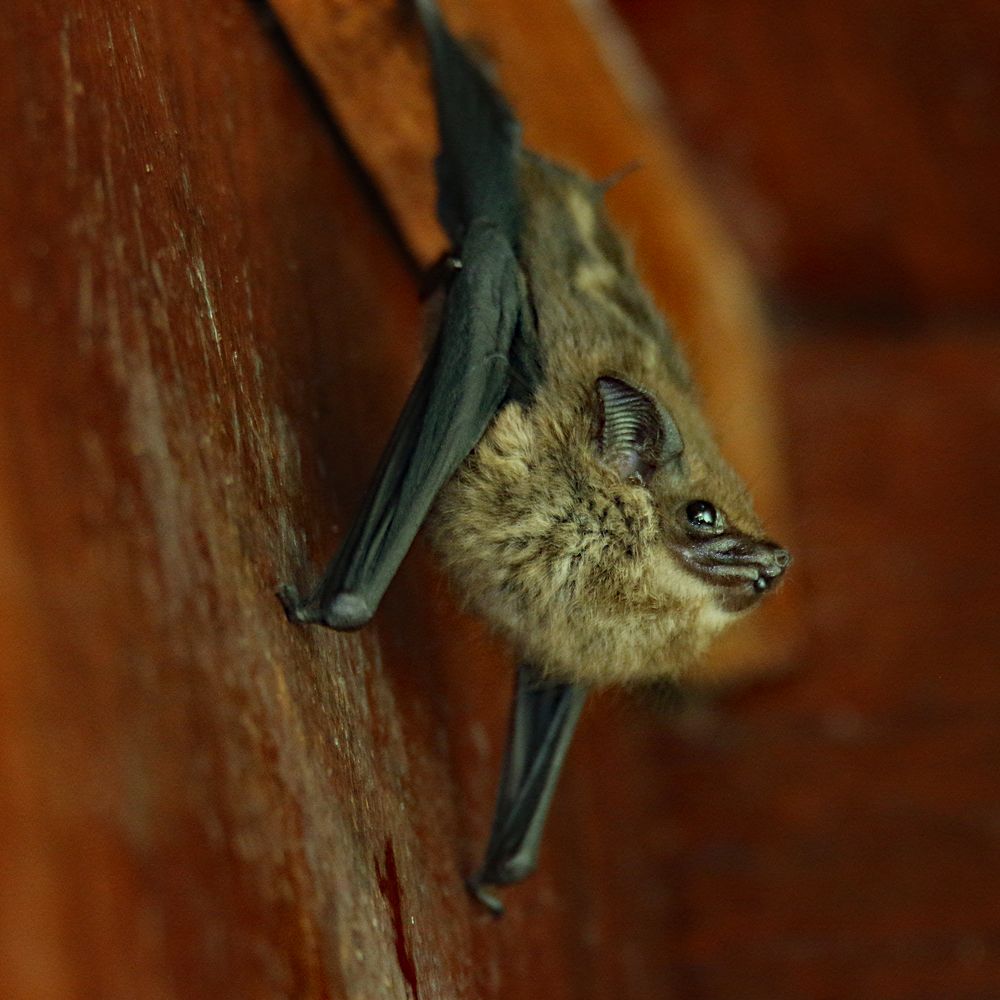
430, 379, 786, 685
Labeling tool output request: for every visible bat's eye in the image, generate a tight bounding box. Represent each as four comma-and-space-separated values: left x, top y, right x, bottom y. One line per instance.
686, 500, 722, 532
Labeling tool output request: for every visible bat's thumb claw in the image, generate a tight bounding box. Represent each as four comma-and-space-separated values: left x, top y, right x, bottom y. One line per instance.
276, 585, 372, 630
277, 584, 317, 624
466, 876, 505, 918
323, 591, 372, 630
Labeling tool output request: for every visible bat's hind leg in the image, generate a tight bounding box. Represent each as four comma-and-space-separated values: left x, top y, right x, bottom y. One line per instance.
466, 666, 587, 915
418, 250, 463, 300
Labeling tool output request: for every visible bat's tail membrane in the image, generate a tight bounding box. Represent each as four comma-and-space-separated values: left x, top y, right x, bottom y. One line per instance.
468, 664, 588, 915
414, 0, 521, 245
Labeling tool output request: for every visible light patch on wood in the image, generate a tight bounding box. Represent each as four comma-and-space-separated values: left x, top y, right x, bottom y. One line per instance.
59, 15, 78, 179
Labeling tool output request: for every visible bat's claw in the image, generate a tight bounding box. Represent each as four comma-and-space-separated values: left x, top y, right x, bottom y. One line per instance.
277, 583, 320, 624
322, 591, 372, 630
419, 250, 463, 300
466, 876, 505, 917
277, 584, 373, 631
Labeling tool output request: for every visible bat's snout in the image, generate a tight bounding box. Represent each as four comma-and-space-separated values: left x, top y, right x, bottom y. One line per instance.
677, 535, 790, 607
751, 542, 791, 593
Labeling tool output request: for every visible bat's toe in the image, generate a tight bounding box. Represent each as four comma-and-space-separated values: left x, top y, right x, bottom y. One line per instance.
277, 583, 311, 622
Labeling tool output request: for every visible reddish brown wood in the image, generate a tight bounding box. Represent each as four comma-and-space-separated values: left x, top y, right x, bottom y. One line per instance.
11, 2, 997, 999
0, 1, 458, 996
611, 0, 1000, 319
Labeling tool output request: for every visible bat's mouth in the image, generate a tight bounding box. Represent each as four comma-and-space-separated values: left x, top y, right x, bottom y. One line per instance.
675, 536, 790, 611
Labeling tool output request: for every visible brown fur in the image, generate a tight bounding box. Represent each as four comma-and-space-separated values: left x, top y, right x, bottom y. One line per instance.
428, 154, 778, 686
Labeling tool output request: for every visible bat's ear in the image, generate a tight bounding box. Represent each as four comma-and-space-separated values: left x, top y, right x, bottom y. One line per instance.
595, 376, 683, 485
594, 160, 642, 196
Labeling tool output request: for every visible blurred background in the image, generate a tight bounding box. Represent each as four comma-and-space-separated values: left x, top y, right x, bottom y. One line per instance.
603, 0, 1000, 995
1, 1, 997, 998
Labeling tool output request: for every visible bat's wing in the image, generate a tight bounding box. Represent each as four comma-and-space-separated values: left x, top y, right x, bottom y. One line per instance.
468, 664, 588, 916
415, 0, 520, 246
280, 1, 540, 628
280, 224, 525, 628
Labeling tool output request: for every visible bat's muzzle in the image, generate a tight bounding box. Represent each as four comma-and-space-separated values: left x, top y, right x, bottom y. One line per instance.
678, 536, 790, 606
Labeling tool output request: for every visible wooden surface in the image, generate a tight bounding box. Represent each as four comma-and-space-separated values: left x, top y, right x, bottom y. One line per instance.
3, 0, 998, 998
0, 1, 450, 996
611, 0, 1000, 320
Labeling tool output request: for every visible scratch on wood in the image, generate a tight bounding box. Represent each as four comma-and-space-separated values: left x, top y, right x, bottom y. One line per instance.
130, 183, 150, 273
59, 14, 77, 178
126, 14, 145, 80
192, 256, 224, 358
242, 261, 254, 325
78, 255, 94, 336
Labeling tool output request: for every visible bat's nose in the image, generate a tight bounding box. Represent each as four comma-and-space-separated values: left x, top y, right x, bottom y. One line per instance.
769, 544, 791, 572
752, 543, 791, 592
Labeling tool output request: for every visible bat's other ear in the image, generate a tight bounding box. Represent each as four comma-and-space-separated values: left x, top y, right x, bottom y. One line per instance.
595, 376, 683, 485
593, 160, 642, 196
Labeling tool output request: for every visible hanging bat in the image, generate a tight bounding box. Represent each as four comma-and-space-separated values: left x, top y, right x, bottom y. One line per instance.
279, 0, 789, 915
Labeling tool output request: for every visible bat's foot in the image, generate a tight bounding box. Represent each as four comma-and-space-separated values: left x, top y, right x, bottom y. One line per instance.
466, 876, 504, 917
277, 584, 322, 624
418, 250, 463, 300
277, 584, 372, 631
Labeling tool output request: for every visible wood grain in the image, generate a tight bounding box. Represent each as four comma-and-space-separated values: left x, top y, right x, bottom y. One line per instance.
0, 1, 454, 996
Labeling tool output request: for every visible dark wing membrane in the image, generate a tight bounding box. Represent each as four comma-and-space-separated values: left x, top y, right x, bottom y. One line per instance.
415, 0, 543, 398
283, 223, 524, 628
280, 3, 541, 627
415, 0, 521, 245
468, 663, 588, 915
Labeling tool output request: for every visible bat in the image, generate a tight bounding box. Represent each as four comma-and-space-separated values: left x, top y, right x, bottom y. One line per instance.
279, 0, 789, 915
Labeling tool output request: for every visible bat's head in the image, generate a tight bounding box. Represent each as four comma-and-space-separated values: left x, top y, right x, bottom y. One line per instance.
595, 375, 789, 614
430, 372, 789, 686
